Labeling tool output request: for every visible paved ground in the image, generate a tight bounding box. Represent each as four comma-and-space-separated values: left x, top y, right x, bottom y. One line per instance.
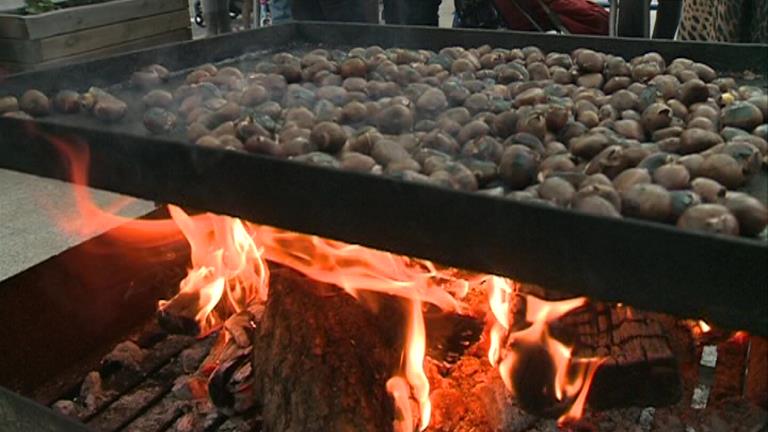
0, 169, 154, 282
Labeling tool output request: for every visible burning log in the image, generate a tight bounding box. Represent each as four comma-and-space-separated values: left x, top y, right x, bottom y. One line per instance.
251, 267, 400, 431
555, 302, 682, 410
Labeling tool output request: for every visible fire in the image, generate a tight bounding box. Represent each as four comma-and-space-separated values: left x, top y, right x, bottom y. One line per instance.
490, 293, 604, 425
48, 132, 606, 430
158, 206, 269, 334
488, 276, 517, 367
388, 300, 431, 431
698, 320, 712, 334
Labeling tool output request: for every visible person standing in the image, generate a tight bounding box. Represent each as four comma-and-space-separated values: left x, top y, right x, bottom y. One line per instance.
272, 0, 293, 23
617, 0, 683, 39
383, 0, 443, 26
291, 0, 373, 22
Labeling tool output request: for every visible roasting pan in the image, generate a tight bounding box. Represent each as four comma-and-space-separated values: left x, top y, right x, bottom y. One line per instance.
1, 22, 766, 334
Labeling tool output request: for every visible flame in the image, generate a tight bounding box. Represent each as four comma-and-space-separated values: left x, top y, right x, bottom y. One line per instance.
492, 294, 604, 424
698, 320, 712, 334
157, 206, 269, 334
488, 276, 516, 367
388, 300, 431, 431
386, 376, 415, 432
729, 330, 750, 344
46, 131, 611, 429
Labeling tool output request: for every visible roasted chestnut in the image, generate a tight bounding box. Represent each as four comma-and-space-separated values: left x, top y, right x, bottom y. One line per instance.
19, 89, 51, 116
53, 90, 81, 113
677, 204, 739, 236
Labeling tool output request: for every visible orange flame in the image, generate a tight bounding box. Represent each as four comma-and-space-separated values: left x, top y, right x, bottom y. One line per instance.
388, 299, 431, 431
47, 132, 609, 429
157, 206, 269, 334
492, 294, 604, 424
698, 320, 712, 334
488, 276, 516, 367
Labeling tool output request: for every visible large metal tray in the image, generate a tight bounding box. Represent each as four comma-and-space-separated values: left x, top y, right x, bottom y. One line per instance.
1, 22, 766, 334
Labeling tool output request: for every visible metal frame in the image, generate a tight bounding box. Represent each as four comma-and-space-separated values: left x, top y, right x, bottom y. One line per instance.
0, 23, 766, 334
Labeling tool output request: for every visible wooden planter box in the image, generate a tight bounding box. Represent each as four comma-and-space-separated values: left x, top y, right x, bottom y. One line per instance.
0, 0, 191, 72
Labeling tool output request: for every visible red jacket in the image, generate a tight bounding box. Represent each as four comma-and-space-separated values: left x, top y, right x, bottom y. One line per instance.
493, 0, 610, 35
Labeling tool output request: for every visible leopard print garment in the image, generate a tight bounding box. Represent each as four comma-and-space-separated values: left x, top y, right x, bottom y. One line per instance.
677, 0, 768, 43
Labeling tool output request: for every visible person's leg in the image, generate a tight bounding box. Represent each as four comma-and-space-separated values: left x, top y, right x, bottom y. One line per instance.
203, 0, 232, 35
272, 0, 294, 22
652, 0, 683, 38
617, 0, 646, 37
291, 0, 324, 20
318, 0, 368, 22
404, 0, 442, 26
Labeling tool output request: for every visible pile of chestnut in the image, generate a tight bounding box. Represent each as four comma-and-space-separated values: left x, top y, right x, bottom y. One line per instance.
2, 45, 766, 238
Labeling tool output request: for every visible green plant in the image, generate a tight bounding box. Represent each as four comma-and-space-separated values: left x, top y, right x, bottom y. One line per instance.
24, 0, 58, 14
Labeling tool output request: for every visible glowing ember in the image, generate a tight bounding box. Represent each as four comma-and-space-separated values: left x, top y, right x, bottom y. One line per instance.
729, 330, 750, 344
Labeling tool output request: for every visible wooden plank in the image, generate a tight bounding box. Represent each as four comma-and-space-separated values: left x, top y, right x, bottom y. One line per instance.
0, 36, 40, 63
0, 0, 187, 39
39, 9, 189, 62
0, 28, 190, 72
0, 10, 189, 63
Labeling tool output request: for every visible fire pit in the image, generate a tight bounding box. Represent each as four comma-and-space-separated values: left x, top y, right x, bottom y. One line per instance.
0, 22, 766, 432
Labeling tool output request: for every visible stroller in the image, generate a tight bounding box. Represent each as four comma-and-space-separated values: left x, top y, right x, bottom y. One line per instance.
455, 0, 609, 35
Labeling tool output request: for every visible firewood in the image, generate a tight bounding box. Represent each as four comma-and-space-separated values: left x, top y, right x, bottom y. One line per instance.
554, 302, 682, 409
251, 268, 401, 432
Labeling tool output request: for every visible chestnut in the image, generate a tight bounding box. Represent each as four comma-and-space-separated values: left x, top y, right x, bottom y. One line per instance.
720, 101, 764, 131
310, 122, 348, 154
678, 128, 723, 154
574, 195, 621, 218
641, 103, 673, 132
669, 190, 702, 219
244, 135, 281, 156
653, 163, 690, 190
340, 152, 377, 172
575, 183, 621, 211
19, 89, 50, 116
575, 49, 604, 73
721, 192, 768, 237
621, 183, 673, 222
0, 96, 19, 114
677, 204, 739, 236
375, 104, 413, 134
142, 89, 174, 109
699, 153, 745, 189
538, 177, 575, 207
53, 90, 81, 113
678, 79, 709, 106
613, 167, 652, 194
499, 144, 539, 190
143, 108, 177, 134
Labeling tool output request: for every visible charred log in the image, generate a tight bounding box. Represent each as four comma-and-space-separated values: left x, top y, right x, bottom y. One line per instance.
251, 268, 400, 432
555, 302, 682, 410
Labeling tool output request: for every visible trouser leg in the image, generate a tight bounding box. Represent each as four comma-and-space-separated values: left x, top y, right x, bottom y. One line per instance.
652, 0, 683, 38
272, 0, 294, 22
204, 0, 232, 35
617, 0, 646, 37
317, 0, 368, 22
291, 0, 324, 20
404, 0, 442, 26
